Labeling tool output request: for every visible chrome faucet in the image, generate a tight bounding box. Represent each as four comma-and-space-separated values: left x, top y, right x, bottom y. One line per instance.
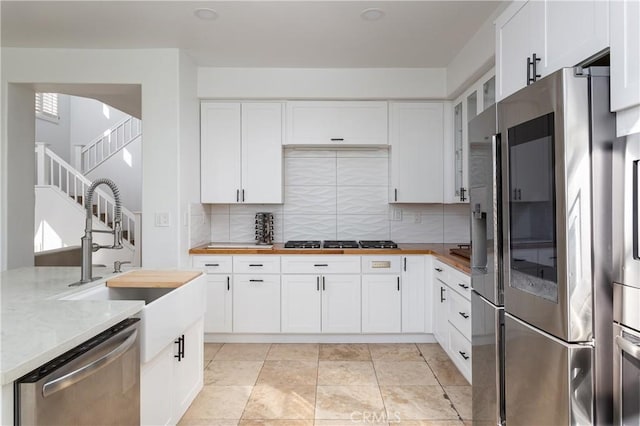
70, 178, 123, 286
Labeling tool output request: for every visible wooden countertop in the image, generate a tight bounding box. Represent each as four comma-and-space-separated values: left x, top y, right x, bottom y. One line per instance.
107, 270, 203, 288
190, 243, 470, 274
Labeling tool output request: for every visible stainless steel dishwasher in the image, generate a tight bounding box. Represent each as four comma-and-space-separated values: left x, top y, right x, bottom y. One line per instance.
15, 318, 140, 425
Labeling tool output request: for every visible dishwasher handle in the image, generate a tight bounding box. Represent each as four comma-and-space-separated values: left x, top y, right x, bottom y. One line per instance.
42, 328, 138, 398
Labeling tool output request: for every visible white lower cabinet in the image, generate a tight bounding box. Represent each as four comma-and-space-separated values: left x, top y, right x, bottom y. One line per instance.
281, 275, 322, 333
322, 275, 362, 333
362, 274, 401, 333
204, 274, 232, 333
141, 318, 204, 426
431, 259, 471, 383
402, 256, 427, 333
233, 275, 281, 333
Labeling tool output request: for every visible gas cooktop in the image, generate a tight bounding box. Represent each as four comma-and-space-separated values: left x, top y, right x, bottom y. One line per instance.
283, 240, 398, 249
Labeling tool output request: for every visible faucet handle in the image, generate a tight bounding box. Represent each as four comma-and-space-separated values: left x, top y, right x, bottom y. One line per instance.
113, 260, 131, 273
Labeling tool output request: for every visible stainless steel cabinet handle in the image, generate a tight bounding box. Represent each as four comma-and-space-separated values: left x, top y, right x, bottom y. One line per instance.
458, 283, 470, 290
616, 335, 640, 361
459, 351, 469, 360
249, 279, 264, 282
42, 329, 138, 398
459, 312, 469, 319
435, 267, 443, 272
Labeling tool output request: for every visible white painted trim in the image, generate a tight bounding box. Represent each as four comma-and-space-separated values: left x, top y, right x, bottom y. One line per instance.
204, 333, 436, 344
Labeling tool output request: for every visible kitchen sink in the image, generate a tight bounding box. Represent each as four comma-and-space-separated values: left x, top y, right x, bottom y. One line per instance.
60, 275, 206, 363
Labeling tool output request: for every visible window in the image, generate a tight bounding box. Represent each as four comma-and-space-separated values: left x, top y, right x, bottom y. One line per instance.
35, 93, 59, 122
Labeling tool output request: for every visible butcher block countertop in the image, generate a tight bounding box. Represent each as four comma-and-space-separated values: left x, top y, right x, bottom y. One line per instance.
107, 270, 203, 288
190, 243, 470, 274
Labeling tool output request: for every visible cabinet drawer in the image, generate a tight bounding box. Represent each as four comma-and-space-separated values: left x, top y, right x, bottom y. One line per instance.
192, 256, 233, 274
449, 325, 472, 383
448, 288, 471, 339
449, 267, 471, 300
432, 259, 449, 282
281, 256, 361, 274
361, 256, 401, 274
233, 256, 280, 274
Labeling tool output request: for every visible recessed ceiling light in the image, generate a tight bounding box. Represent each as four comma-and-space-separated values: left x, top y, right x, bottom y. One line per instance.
360, 8, 385, 21
194, 8, 218, 20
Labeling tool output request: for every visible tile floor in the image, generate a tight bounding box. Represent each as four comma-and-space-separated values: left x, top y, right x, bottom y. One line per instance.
179, 343, 472, 426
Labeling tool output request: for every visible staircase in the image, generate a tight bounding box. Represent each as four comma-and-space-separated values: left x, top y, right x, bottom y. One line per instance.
80, 116, 141, 173
35, 143, 140, 264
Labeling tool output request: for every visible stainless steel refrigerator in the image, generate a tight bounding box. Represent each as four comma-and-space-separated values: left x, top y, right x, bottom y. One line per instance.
469, 104, 505, 426
499, 67, 616, 425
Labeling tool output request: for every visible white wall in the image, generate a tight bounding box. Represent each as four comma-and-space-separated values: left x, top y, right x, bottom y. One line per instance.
1, 48, 193, 269
178, 51, 200, 267
4, 84, 36, 269
198, 68, 447, 99
35, 94, 71, 163
69, 96, 129, 148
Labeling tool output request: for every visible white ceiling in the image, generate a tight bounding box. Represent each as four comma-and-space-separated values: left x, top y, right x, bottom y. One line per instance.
1, 1, 503, 68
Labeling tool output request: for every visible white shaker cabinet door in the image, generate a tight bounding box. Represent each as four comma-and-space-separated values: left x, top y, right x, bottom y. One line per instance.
401, 256, 426, 333
141, 344, 174, 426
281, 275, 322, 333
611, 0, 640, 112
433, 277, 450, 348
362, 274, 402, 333
389, 102, 444, 203
173, 319, 204, 424
200, 102, 242, 203
241, 102, 283, 203
321, 275, 361, 333
233, 275, 281, 333
204, 275, 232, 333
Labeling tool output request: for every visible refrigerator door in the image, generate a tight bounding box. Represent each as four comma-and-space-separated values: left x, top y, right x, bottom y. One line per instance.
469, 105, 502, 306
504, 313, 593, 426
500, 68, 594, 342
471, 291, 504, 426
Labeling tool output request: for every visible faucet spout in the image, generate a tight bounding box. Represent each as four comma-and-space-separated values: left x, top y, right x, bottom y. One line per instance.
73, 178, 124, 286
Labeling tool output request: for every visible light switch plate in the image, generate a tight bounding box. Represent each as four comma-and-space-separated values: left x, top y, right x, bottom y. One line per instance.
155, 212, 170, 227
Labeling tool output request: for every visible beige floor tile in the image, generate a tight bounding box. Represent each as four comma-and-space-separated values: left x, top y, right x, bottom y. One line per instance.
315, 421, 388, 426
427, 359, 469, 386
179, 419, 239, 426
257, 360, 319, 386
242, 384, 316, 420
215, 343, 272, 361
374, 361, 438, 386
181, 385, 253, 421
205, 361, 264, 385
380, 386, 458, 421
390, 421, 464, 426
239, 421, 314, 426
205, 343, 225, 361
319, 344, 371, 361
443, 386, 472, 421
369, 344, 423, 361
315, 386, 385, 420
416, 344, 449, 362
267, 344, 320, 361
317, 361, 377, 386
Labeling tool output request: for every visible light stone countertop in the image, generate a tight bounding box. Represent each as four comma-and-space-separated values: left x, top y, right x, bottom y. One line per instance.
1, 267, 144, 385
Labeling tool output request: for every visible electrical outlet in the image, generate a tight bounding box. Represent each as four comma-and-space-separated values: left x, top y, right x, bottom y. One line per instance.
392, 208, 402, 221
155, 212, 170, 227
414, 213, 422, 224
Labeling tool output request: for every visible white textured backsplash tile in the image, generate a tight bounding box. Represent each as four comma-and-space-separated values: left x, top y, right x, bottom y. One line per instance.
285, 157, 336, 186
209, 204, 230, 215
444, 213, 470, 244
284, 185, 336, 215
337, 215, 390, 240
337, 149, 388, 158
398, 204, 445, 216
391, 215, 444, 243
211, 214, 231, 242
229, 214, 257, 242
283, 215, 337, 241
337, 186, 389, 215
284, 148, 337, 158
443, 203, 470, 215
337, 157, 388, 186
228, 204, 283, 215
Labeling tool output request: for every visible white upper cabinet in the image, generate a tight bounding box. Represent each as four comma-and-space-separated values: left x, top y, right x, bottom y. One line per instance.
389, 102, 444, 203
610, 0, 640, 125
201, 101, 283, 203
496, 0, 609, 102
285, 101, 388, 145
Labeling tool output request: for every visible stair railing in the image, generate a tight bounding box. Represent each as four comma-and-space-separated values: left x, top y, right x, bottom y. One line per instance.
35, 143, 138, 247
80, 116, 141, 174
